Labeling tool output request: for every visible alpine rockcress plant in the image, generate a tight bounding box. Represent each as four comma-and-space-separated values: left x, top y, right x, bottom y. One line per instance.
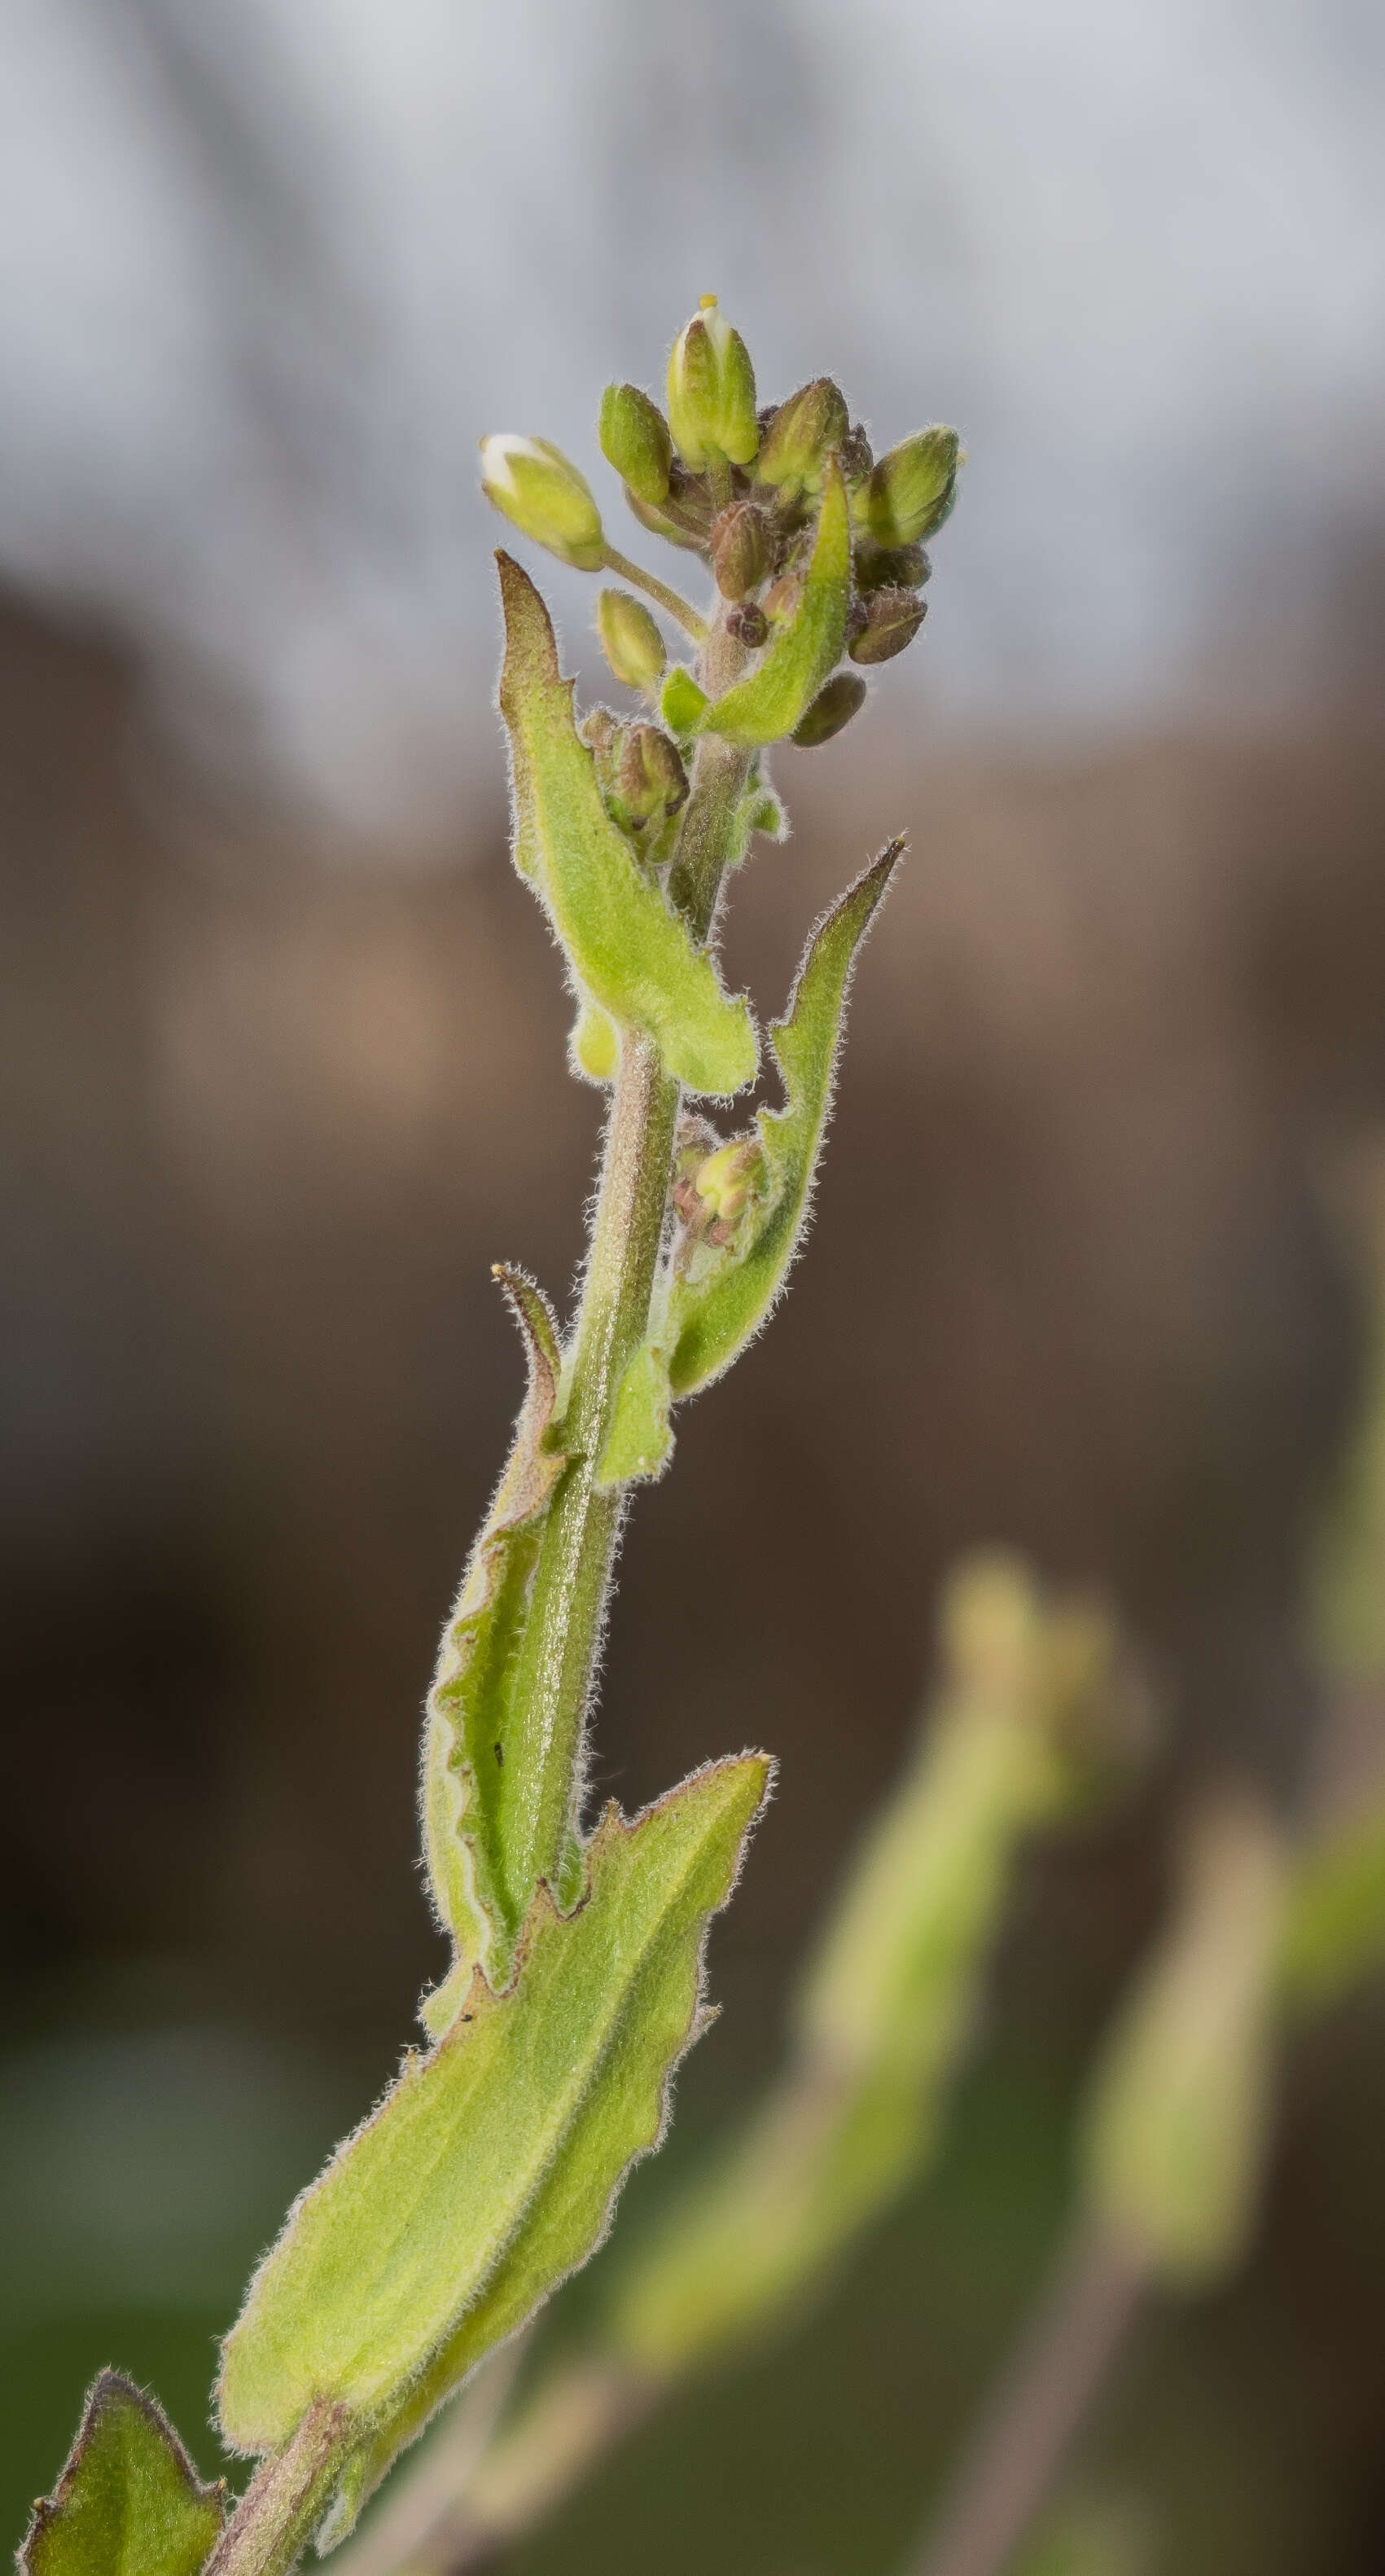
24, 297, 962, 2576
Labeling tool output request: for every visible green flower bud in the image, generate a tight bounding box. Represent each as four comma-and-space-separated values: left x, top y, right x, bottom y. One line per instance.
755, 378, 848, 497
626, 489, 708, 555
673, 1136, 765, 1246
615, 722, 689, 829
598, 384, 673, 507
856, 541, 931, 594
479, 433, 605, 570
791, 669, 867, 748
709, 502, 771, 601
596, 588, 667, 692
666, 295, 759, 472
695, 1143, 761, 1241
861, 427, 961, 548
848, 586, 927, 665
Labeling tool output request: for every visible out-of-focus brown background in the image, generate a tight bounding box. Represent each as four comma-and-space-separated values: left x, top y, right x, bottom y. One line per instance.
2, 4, 1385, 2569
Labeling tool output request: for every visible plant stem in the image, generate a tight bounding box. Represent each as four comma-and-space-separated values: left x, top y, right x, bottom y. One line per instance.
904, 2220, 1148, 2576
500, 592, 755, 1920
503, 1031, 681, 1915
667, 608, 752, 940
601, 545, 707, 643
205, 2403, 357, 2576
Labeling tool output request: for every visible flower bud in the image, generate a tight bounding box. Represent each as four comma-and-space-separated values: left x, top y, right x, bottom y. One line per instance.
838, 422, 874, 485
725, 603, 769, 649
791, 669, 867, 748
755, 378, 849, 498
580, 704, 619, 758
616, 723, 689, 828
709, 502, 771, 601
626, 489, 708, 555
762, 572, 804, 625
861, 427, 960, 548
673, 1137, 765, 1246
856, 541, 931, 594
596, 588, 666, 692
598, 384, 673, 507
848, 586, 927, 665
666, 295, 759, 471
480, 433, 605, 570
695, 1139, 763, 1229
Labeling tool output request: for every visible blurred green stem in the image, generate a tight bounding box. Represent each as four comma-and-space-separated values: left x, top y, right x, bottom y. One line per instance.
905, 2222, 1147, 2576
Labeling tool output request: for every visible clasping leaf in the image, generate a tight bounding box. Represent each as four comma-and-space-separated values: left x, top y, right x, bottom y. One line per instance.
598, 837, 901, 1495
497, 554, 756, 1098
217, 1755, 769, 2495
22, 2372, 225, 2576
668, 837, 901, 1398
693, 455, 852, 748
421, 1265, 568, 2020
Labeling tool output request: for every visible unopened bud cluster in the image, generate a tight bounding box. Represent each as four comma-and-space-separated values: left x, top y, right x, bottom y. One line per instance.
480, 294, 962, 776
583, 706, 688, 838
673, 1130, 765, 1248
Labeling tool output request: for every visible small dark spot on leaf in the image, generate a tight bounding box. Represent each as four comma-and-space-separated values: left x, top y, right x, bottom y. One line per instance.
493, 1742, 505, 1766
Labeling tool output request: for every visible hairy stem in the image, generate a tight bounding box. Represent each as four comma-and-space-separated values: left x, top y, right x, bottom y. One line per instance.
502, 1031, 681, 1916
601, 545, 708, 643
499, 590, 758, 1920
667, 609, 752, 940
206, 2404, 357, 2576
905, 2221, 1148, 2576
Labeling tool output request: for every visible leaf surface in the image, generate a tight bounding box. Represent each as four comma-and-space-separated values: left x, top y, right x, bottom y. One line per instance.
498, 555, 756, 1096
695, 457, 851, 748
23, 2373, 224, 2576
420, 1267, 567, 2016
218, 1754, 769, 2459
667, 840, 902, 1400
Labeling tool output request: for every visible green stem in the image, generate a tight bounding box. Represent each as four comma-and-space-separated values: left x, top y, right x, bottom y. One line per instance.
904, 2220, 1148, 2576
497, 586, 760, 1923
601, 545, 708, 643
667, 605, 753, 941
206, 2403, 357, 2576
502, 1033, 681, 1920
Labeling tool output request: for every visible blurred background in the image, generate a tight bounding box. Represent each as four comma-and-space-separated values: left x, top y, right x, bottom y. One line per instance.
2, 1, 1385, 2567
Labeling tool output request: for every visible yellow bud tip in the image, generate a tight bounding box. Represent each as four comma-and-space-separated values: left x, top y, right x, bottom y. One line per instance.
699, 293, 719, 310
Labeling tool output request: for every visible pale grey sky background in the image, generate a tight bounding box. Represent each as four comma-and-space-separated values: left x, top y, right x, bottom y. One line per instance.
0, 0, 1380, 836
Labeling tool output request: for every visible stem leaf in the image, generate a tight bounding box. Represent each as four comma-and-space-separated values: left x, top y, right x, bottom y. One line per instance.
497, 554, 756, 1097
695, 456, 852, 748
22, 2372, 225, 2576
217, 1754, 769, 2464
420, 1266, 567, 2019
667, 838, 903, 1402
